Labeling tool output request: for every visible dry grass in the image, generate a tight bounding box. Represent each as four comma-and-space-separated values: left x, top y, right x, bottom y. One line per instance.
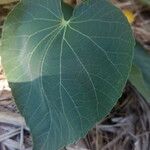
113, 0, 150, 51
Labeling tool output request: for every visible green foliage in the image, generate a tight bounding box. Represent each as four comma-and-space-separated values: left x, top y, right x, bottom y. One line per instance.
130, 43, 150, 101
0, 0, 134, 149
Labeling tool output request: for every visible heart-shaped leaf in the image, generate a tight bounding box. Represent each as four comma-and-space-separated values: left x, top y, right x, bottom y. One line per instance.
0, 0, 134, 149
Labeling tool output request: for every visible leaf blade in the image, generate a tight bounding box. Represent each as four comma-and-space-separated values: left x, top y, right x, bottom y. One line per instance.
1, 0, 135, 149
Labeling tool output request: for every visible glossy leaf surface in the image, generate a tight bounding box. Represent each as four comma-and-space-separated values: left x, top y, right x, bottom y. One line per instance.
1, 0, 134, 149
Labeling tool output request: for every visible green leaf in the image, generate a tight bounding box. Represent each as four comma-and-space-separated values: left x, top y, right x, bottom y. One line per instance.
0, 0, 134, 149
130, 43, 150, 101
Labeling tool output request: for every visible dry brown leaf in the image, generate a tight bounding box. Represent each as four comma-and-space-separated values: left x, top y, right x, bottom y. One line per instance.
0, 0, 19, 5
